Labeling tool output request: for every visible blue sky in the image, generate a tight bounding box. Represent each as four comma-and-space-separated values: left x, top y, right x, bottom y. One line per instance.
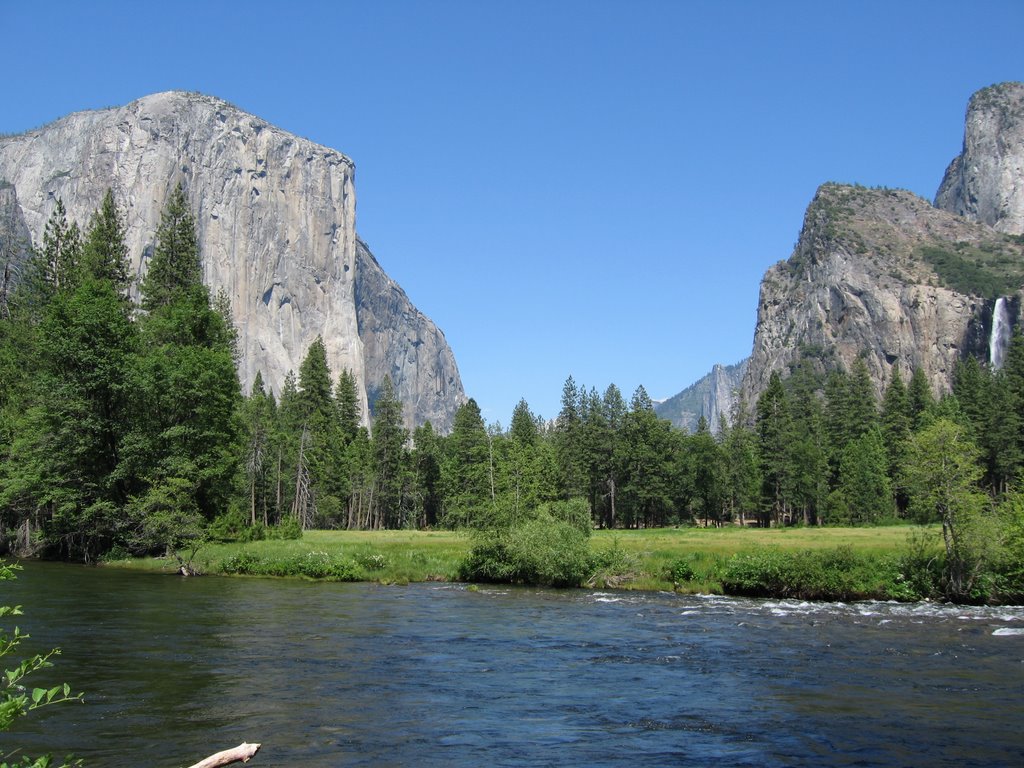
3, 1, 1022, 424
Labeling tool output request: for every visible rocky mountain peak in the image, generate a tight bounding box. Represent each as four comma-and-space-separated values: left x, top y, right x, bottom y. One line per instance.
741, 180, 1024, 404
936, 81, 1024, 235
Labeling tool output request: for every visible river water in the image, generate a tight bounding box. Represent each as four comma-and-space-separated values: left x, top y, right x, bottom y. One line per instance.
2, 561, 1023, 767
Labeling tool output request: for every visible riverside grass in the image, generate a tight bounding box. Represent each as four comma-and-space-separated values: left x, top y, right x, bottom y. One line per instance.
111, 525, 932, 595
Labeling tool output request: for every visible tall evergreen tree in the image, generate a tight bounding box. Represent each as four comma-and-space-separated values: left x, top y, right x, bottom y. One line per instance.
1, 193, 139, 559
335, 368, 361, 444
554, 375, 586, 499
786, 360, 829, 525
881, 367, 912, 514
619, 386, 675, 527
127, 186, 240, 531
371, 376, 408, 529
757, 372, 792, 526
411, 421, 443, 528
723, 399, 761, 525
441, 399, 492, 527
141, 184, 200, 311
907, 367, 935, 431
242, 372, 275, 525
81, 190, 130, 297
689, 416, 725, 525
831, 427, 893, 524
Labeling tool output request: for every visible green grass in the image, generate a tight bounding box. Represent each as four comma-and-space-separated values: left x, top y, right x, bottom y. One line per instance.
109, 524, 939, 595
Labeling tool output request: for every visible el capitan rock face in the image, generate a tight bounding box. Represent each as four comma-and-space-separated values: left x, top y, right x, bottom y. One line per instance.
0, 91, 464, 430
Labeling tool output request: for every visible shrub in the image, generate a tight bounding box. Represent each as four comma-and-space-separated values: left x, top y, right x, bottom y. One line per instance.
355, 552, 388, 571
268, 516, 303, 540
207, 509, 261, 542
721, 547, 898, 601
219, 550, 358, 580
459, 515, 595, 588
889, 527, 943, 601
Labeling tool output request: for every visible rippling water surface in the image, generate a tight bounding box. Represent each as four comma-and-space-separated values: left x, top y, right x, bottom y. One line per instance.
3, 562, 1023, 767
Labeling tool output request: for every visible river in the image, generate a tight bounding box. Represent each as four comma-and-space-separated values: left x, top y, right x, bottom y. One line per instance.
2, 561, 1023, 767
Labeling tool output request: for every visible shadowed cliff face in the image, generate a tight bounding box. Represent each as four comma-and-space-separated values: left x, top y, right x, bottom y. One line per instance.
741, 183, 1024, 405
0, 91, 464, 430
936, 82, 1024, 236
355, 238, 465, 430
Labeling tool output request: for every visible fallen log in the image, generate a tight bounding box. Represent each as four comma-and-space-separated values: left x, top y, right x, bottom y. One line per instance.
186, 742, 261, 768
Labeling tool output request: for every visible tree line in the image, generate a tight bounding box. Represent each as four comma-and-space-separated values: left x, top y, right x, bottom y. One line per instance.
1, 188, 1023, 579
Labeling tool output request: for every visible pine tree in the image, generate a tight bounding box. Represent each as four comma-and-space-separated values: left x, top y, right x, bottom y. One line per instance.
141, 184, 200, 311
504, 398, 544, 522
689, 416, 726, 526
127, 186, 240, 529
786, 360, 829, 525
907, 367, 935, 431
723, 399, 761, 525
411, 422, 442, 528
619, 386, 675, 528
756, 372, 792, 526
833, 427, 893, 524
441, 399, 492, 527
242, 372, 275, 525
335, 368, 361, 444
881, 367, 912, 514
371, 376, 408, 529
81, 190, 130, 296
554, 375, 586, 499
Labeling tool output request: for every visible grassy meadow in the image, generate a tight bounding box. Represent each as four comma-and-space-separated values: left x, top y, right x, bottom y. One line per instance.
110, 524, 935, 595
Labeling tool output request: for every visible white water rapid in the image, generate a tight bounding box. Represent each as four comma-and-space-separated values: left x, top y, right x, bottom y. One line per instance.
990, 297, 1012, 370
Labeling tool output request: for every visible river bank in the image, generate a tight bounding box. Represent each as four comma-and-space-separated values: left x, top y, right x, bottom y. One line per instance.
105, 525, 931, 598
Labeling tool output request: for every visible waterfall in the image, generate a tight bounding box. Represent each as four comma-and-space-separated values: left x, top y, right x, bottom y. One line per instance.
989, 297, 1012, 370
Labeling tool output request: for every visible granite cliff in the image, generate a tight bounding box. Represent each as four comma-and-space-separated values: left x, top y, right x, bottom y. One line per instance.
0, 91, 464, 430
668, 82, 1024, 414
739, 82, 1024, 404
654, 359, 748, 433
740, 182, 1024, 403
936, 82, 1024, 235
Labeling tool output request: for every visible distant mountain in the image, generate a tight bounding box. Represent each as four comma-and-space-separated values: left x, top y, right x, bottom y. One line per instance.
655, 359, 748, 432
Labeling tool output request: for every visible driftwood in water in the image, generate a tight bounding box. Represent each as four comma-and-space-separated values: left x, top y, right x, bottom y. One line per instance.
186, 742, 261, 768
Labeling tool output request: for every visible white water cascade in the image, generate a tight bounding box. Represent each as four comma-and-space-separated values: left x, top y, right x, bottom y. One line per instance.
989, 297, 1012, 370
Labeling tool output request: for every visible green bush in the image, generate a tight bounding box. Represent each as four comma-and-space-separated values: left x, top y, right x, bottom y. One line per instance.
208, 509, 262, 542
721, 547, 902, 601
668, 556, 697, 582
889, 527, 943, 601
459, 515, 595, 588
355, 552, 388, 571
268, 516, 302, 540
219, 550, 358, 580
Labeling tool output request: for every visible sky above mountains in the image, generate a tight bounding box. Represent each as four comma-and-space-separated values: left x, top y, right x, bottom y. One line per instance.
4, 1, 1022, 424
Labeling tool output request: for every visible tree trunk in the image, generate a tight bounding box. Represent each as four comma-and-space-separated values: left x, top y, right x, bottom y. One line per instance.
186, 742, 261, 768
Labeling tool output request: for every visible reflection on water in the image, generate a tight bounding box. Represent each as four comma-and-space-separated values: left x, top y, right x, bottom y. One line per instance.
2, 561, 1023, 767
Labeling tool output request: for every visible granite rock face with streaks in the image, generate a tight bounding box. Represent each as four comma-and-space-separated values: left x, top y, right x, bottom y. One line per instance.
740, 183, 1023, 405
0, 91, 464, 430
936, 82, 1024, 235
